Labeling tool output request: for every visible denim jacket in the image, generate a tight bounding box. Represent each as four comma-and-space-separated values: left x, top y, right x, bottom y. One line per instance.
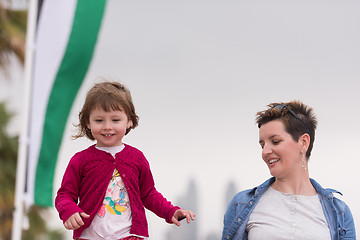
222, 177, 356, 240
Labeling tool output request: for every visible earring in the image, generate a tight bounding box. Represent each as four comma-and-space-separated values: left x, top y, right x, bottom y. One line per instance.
301, 155, 307, 171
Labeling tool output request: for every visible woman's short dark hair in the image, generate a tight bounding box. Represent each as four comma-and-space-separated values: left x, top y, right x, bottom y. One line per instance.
256, 100, 317, 159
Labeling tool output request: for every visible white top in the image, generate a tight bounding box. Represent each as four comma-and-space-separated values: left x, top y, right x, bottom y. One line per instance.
246, 186, 331, 240
81, 145, 141, 240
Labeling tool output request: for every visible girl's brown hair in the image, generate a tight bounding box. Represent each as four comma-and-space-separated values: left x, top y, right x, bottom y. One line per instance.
73, 81, 139, 140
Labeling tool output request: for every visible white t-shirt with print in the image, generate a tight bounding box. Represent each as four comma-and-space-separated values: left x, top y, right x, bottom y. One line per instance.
80, 145, 137, 240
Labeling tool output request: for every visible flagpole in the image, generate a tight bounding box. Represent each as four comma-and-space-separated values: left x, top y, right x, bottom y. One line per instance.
12, 0, 38, 239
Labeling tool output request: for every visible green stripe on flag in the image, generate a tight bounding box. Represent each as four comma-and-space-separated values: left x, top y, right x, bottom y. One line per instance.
34, 0, 107, 206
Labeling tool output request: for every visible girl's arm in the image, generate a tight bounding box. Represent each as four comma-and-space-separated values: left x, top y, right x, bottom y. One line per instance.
55, 155, 84, 224
138, 157, 180, 223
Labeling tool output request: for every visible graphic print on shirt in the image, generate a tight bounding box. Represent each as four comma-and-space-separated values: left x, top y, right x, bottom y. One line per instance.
97, 168, 130, 218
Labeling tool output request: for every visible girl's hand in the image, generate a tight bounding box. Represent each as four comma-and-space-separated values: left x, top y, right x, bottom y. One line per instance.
64, 212, 90, 230
172, 209, 195, 226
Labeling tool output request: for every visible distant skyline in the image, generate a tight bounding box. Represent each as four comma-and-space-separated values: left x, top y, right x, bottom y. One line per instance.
1, 0, 360, 239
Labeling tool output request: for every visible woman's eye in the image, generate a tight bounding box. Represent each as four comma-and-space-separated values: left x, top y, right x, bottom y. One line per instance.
272, 140, 280, 145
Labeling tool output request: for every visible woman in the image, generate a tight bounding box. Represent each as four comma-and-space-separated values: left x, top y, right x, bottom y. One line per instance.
222, 101, 356, 240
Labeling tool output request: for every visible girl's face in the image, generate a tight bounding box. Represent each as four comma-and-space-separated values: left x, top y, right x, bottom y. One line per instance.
259, 119, 304, 179
87, 106, 131, 147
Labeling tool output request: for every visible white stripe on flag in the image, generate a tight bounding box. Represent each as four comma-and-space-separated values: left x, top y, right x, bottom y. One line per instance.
27, 0, 107, 207
26, 0, 79, 207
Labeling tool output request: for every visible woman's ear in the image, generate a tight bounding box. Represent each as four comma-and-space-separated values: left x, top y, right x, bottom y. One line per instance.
299, 133, 310, 154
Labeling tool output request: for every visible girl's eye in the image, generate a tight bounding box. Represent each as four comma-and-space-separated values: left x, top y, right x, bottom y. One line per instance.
113, 119, 120, 122
95, 119, 103, 122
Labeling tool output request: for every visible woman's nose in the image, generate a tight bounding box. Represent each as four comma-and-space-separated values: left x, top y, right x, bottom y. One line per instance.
262, 144, 273, 156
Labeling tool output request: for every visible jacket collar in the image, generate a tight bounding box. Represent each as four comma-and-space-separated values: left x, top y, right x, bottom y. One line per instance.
250, 177, 341, 199
310, 178, 342, 199
249, 177, 275, 196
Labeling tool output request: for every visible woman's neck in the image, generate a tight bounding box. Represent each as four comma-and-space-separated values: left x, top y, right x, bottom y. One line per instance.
271, 174, 316, 196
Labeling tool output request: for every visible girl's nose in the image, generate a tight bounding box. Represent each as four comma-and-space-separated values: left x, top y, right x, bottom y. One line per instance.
103, 121, 112, 129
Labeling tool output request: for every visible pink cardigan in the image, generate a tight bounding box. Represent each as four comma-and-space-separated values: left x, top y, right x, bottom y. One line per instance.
55, 144, 179, 238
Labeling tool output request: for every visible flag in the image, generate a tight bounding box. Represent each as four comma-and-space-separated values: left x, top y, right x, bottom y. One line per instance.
26, 0, 107, 207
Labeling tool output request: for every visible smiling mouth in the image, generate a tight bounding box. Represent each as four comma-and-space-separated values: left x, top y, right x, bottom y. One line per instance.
102, 134, 114, 137
269, 159, 280, 164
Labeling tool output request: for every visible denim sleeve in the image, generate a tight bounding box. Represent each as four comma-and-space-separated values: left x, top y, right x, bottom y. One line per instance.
222, 197, 238, 240
332, 196, 356, 240
341, 204, 356, 240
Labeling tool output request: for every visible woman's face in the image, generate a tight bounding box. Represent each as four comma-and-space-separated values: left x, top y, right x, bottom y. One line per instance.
259, 119, 304, 179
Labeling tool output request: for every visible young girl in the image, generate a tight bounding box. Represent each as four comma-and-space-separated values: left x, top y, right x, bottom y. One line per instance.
55, 81, 195, 240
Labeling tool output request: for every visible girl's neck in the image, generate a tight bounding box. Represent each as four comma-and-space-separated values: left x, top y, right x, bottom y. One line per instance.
96, 144, 125, 157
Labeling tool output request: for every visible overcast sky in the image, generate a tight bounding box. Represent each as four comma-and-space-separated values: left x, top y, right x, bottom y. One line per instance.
1, 0, 360, 239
